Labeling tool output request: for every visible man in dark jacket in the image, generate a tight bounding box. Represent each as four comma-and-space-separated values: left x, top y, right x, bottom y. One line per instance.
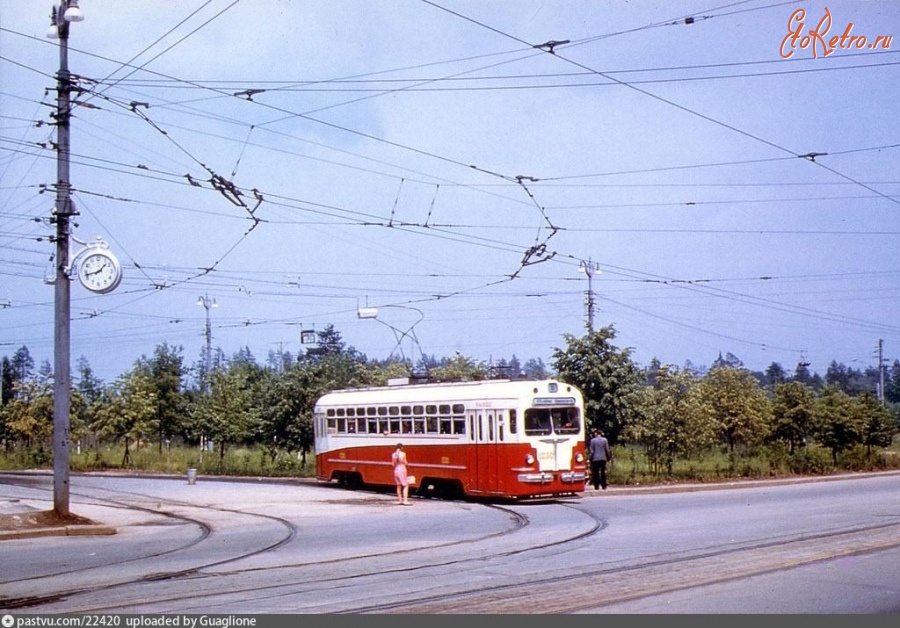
588, 429, 612, 490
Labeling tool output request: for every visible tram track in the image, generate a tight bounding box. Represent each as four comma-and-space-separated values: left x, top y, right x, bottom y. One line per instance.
356, 521, 900, 614
0, 478, 297, 610
1, 482, 600, 613
3, 473, 897, 613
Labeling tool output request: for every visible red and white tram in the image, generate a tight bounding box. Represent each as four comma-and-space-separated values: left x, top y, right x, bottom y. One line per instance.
314, 378, 587, 500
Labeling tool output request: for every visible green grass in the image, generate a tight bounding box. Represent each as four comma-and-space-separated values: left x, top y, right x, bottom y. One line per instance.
0, 443, 317, 478
2, 437, 898, 485
609, 439, 900, 486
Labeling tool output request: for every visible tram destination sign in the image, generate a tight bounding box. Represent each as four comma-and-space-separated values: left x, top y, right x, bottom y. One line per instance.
533, 397, 576, 406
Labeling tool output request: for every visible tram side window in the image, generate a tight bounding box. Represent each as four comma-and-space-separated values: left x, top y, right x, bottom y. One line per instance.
440, 417, 452, 434
368, 417, 378, 434
524, 409, 552, 436
509, 409, 517, 435
412, 406, 424, 434
452, 404, 465, 435
426, 417, 438, 433
378, 407, 388, 433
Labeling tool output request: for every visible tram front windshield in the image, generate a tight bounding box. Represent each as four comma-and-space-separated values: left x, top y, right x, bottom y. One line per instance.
524, 407, 581, 436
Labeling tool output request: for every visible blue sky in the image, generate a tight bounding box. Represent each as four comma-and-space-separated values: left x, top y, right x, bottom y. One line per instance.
1, 0, 898, 382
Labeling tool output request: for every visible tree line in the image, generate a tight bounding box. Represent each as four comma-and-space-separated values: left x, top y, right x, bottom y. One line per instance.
2, 324, 898, 476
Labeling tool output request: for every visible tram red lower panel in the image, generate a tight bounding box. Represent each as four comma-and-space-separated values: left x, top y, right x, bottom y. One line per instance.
316, 441, 587, 499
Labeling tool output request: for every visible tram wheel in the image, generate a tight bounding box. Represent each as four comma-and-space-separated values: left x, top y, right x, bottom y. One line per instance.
433, 480, 463, 501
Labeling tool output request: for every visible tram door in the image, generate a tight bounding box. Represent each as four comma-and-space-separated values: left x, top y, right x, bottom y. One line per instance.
469, 409, 502, 494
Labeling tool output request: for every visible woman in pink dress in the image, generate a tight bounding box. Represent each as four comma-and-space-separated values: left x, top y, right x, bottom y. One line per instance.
392, 443, 411, 505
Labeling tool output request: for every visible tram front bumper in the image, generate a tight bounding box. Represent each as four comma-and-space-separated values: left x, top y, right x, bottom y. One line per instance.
517, 471, 587, 484
517, 472, 553, 484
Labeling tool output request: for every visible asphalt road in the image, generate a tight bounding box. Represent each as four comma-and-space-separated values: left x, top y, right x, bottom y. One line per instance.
1, 471, 898, 614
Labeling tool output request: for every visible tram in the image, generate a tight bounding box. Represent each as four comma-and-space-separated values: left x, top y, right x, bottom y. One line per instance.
313, 378, 587, 500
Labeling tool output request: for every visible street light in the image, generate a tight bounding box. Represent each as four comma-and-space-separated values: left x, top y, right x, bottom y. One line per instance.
579, 258, 601, 332
47, 0, 85, 518
197, 294, 218, 391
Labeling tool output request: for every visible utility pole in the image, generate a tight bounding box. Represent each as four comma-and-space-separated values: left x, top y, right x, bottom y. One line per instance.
878, 338, 885, 406
579, 259, 601, 332
48, 0, 84, 518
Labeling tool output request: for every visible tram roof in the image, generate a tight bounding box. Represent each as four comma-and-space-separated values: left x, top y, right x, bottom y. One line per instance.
315, 378, 582, 404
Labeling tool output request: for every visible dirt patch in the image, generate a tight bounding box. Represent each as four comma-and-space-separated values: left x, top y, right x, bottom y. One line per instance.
0, 509, 97, 531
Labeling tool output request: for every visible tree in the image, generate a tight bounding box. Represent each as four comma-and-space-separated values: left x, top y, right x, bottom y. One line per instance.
522, 357, 549, 379
192, 361, 264, 465
885, 360, 900, 404
2, 378, 54, 447
762, 362, 788, 389
711, 352, 744, 369
10, 345, 35, 381
9, 346, 35, 394
698, 366, 772, 455
551, 326, 642, 444
91, 366, 157, 465
793, 360, 823, 391
854, 392, 896, 455
771, 381, 815, 454
814, 385, 862, 465
266, 347, 293, 373
76, 356, 104, 407
825, 361, 869, 396
627, 364, 713, 474
1, 356, 14, 407
429, 354, 488, 382
146, 343, 187, 454
259, 364, 321, 466
304, 324, 361, 360
37, 359, 53, 386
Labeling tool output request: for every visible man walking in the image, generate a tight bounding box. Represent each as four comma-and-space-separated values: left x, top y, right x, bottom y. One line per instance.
588, 428, 612, 490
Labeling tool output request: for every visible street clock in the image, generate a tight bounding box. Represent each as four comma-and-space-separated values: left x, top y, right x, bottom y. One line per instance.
77, 247, 122, 294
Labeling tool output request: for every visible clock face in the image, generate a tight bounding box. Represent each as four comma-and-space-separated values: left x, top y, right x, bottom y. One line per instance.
78, 250, 122, 294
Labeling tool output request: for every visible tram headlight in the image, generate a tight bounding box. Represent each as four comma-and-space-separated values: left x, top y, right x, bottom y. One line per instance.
575, 452, 584, 463
525, 453, 535, 465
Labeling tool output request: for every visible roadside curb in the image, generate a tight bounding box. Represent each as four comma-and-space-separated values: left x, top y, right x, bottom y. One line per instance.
0, 525, 117, 541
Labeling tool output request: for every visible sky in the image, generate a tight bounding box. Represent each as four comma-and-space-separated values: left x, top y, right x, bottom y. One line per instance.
1, 0, 898, 384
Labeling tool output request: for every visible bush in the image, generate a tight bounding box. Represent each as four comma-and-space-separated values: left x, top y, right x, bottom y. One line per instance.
1, 439, 895, 484
787, 446, 832, 475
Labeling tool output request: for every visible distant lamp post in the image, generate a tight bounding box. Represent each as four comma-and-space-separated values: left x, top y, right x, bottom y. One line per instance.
197, 294, 218, 391
47, 0, 85, 518
196, 294, 217, 463
357, 305, 425, 369
579, 259, 601, 332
